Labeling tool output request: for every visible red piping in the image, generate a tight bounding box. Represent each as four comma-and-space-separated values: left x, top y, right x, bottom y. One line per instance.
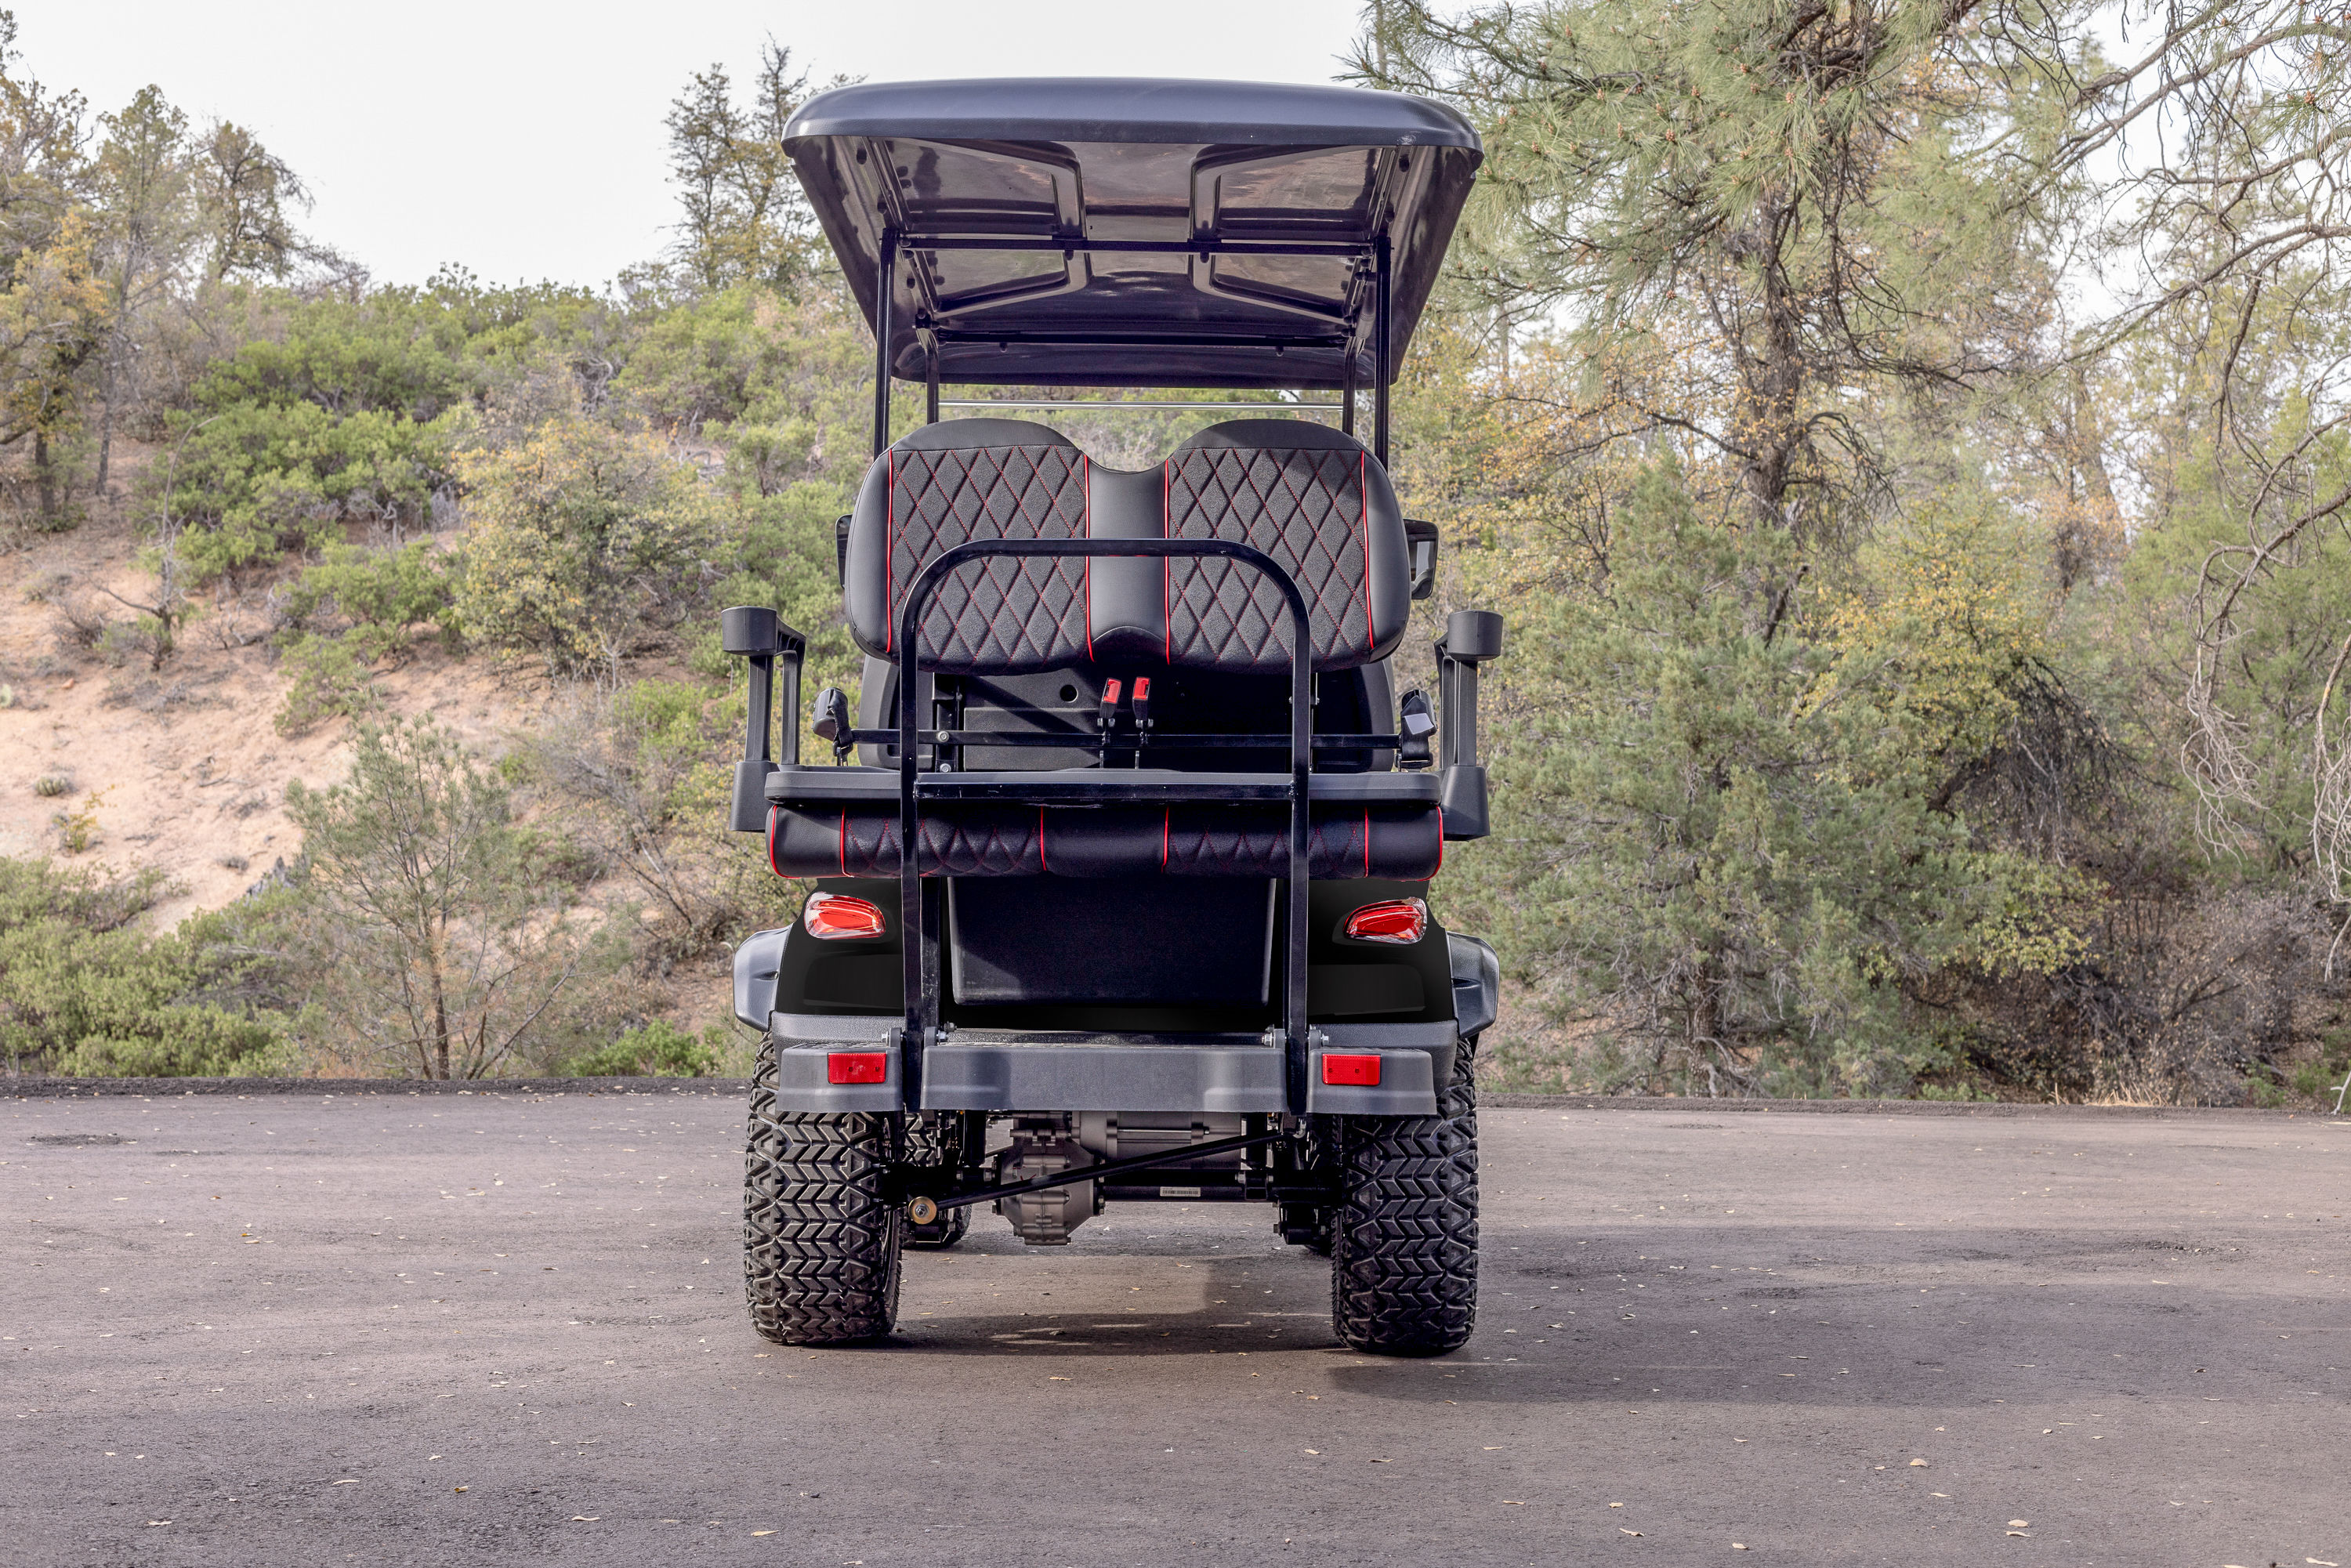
1161, 807, 1170, 869
837, 810, 849, 878
1362, 808, 1371, 878
1161, 461, 1173, 661
1359, 453, 1374, 656
1037, 806, 1049, 874
1082, 454, 1094, 661
766, 806, 786, 878
883, 453, 897, 653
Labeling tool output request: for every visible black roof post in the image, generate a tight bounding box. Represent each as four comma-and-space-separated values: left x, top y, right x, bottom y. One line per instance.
1373, 234, 1392, 467
873, 228, 897, 458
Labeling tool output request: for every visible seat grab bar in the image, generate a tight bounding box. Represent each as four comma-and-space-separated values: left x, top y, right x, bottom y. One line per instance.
893, 538, 1317, 1113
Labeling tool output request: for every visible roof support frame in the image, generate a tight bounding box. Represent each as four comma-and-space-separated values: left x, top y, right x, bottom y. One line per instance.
875, 234, 1396, 461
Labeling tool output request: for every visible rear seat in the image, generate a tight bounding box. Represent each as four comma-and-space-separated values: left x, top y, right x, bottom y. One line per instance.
771, 416, 1438, 880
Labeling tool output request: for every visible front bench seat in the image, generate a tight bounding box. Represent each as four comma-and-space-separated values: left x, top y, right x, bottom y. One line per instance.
784, 417, 1437, 880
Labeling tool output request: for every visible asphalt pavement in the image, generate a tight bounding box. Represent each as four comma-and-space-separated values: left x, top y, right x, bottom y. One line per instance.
5, 1087, 2346, 1566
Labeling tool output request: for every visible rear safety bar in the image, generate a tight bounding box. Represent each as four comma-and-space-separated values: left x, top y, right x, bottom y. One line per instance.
896, 537, 1318, 1113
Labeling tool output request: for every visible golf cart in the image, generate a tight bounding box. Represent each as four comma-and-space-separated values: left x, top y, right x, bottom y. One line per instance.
722, 78, 1500, 1356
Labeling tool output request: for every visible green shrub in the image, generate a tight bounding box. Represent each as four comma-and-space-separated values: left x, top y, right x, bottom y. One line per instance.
167, 403, 465, 582
455, 419, 722, 679
563, 1019, 719, 1077
0, 857, 293, 1077
283, 540, 462, 663
275, 632, 382, 733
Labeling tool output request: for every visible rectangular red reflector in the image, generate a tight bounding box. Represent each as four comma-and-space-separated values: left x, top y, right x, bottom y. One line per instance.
827, 1052, 889, 1085
1321, 1053, 1382, 1087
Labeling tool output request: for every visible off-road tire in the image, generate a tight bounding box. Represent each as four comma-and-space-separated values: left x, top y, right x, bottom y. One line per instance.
743, 1046, 903, 1344
903, 1114, 970, 1250
1328, 1038, 1479, 1355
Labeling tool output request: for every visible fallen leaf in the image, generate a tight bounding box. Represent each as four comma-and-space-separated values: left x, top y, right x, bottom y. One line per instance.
1302, 1449, 1319, 1455
331, 1479, 357, 1486
1909, 1458, 1928, 1467
454, 1487, 467, 1493
2008, 1520, 2030, 1528
1620, 1528, 1643, 1536
752, 1530, 774, 1537
571, 1515, 599, 1522
1732, 1547, 1748, 1553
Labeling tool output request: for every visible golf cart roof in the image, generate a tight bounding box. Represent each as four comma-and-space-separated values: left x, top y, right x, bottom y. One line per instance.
783, 78, 1481, 390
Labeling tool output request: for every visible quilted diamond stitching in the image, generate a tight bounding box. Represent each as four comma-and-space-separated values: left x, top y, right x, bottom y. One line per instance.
1161, 809, 1375, 878
890, 445, 1087, 671
1165, 448, 1367, 672
841, 809, 1045, 876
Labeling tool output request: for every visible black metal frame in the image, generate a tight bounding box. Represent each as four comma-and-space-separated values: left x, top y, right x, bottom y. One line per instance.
874, 230, 1394, 465
893, 538, 1317, 1112
720, 607, 807, 835
918, 1128, 1282, 1214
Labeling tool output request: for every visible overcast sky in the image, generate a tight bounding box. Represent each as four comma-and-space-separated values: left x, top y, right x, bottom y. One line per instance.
20, 2, 1369, 288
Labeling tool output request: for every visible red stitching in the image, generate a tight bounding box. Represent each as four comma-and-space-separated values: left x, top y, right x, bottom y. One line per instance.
1171, 463, 1185, 668
1083, 454, 1094, 661
885, 452, 897, 653
1360, 452, 1373, 657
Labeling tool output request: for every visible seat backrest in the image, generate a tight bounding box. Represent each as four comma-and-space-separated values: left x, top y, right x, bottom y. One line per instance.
842, 417, 1409, 675
1164, 420, 1410, 673
842, 418, 1091, 672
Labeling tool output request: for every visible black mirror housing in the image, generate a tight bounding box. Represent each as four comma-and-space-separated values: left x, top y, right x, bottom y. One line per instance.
1403, 519, 1440, 600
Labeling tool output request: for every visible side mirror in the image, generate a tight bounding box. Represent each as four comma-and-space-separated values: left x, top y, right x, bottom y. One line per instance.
1404, 519, 1440, 601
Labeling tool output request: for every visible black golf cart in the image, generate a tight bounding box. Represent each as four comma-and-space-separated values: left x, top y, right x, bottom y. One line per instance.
720, 77, 1501, 1356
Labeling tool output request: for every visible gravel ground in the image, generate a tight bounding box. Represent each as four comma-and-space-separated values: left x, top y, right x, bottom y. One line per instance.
5, 1087, 2346, 1566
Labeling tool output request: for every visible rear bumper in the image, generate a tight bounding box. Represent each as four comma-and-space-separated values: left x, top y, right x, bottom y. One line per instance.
762, 1012, 1454, 1116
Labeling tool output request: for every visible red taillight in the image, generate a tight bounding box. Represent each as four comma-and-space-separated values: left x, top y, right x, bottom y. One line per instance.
827, 1052, 889, 1085
1321, 1053, 1382, 1086
1342, 897, 1427, 945
803, 892, 886, 940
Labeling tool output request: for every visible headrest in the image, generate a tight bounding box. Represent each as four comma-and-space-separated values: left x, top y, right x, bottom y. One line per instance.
894, 416, 1078, 452
1173, 418, 1369, 454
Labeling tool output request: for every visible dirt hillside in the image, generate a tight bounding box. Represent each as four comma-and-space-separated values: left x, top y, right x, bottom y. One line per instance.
0, 445, 542, 931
